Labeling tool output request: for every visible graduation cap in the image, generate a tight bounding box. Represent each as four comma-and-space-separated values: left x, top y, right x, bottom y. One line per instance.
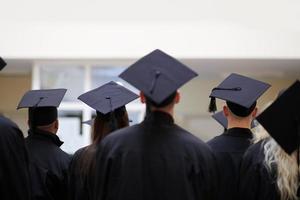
78, 81, 138, 114
212, 111, 258, 130
0, 57, 7, 71
17, 89, 67, 127
256, 80, 300, 155
256, 80, 300, 196
209, 73, 271, 117
78, 81, 138, 130
119, 49, 198, 105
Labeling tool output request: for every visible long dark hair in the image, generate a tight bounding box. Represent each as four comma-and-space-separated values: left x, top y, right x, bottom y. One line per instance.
92, 106, 129, 144
79, 106, 129, 181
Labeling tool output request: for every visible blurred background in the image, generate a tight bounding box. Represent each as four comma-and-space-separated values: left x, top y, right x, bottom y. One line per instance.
0, 0, 299, 154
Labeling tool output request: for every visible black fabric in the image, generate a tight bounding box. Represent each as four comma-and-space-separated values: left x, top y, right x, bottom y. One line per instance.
145, 92, 177, 108
239, 139, 280, 200
0, 57, 7, 71
17, 89, 67, 109
207, 127, 253, 200
92, 111, 218, 200
256, 80, 300, 155
119, 49, 198, 104
29, 107, 58, 127
68, 146, 95, 200
78, 81, 138, 115
209, 73, 271, 109
0, 116, 31, 200
26, 129, 71, 200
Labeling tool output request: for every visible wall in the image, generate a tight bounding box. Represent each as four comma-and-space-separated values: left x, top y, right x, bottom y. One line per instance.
0, 74, 32, 134
0, 66, 298, 142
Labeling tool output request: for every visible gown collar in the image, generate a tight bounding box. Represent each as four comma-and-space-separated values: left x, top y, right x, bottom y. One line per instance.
225, 127, 253, 139
28, 128, 64, 147
144, 111, 174, 125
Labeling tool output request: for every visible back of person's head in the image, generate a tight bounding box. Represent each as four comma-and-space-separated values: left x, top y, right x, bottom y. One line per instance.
226, 101, 257, 118
145, 92, 177, 108
223, 101, 257, 129
28, 107, 59, 133
92, 106, 129, 144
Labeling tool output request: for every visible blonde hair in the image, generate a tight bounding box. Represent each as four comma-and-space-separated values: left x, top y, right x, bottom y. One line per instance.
252, 124, 270, 143
264, 138, 299, 200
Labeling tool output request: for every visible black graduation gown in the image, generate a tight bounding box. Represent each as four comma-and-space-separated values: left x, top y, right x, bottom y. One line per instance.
93, 111, 218, 200
68, 146, 95, 200
26, 129, 71, 200
207, 127, 253, 200
0, 116, 31, 200
238, 139, 280, 200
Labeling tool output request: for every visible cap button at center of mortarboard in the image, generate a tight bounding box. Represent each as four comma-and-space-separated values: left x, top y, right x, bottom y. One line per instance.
36, 97, 45, 106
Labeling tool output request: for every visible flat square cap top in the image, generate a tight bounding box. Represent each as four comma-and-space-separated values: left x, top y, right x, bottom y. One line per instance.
78, 81, 138, 115
17, 89, 67, 109
119, 49, 198, 104
256, 80, 300, 155
0, 57, 7, 71
210, 73, 271, 108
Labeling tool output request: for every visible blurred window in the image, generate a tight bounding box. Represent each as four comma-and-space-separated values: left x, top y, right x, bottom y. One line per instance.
40, 65, 85, 102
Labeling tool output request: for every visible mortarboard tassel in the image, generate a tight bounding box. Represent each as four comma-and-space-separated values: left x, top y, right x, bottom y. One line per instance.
208, 87, 242, 113
208, 97, 217, 113
106, 97, 117, 131
149, 70, 161, 94
29, 97, 45, 130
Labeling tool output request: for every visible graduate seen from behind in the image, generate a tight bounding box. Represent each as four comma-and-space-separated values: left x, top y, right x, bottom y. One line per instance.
17, 89, 71, 200
0, 57, 31, 200
92, 49, 218, 200
239, 81, 300, 200
68, 81, 138, 200
207, 73, 270, 200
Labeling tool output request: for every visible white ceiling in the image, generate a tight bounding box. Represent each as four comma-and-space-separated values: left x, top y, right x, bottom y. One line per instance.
0, 0, 299, 31
0, 0, 299, 59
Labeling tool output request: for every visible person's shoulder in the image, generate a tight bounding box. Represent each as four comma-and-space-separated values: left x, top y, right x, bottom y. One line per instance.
0, 116, 23, 137
245, 139, 265, 157
172, 124, 213, 154
73, 146, 88, 158
206, 134, 224, 147
57, 150, 71, 169
101, 124, 141, 144
173, 124, 206, 144
49, 143, 71, 164
69, 146, 89, 167
0, 115, 17, 127
242, 139, 266, 166
58, 148, 71, 160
